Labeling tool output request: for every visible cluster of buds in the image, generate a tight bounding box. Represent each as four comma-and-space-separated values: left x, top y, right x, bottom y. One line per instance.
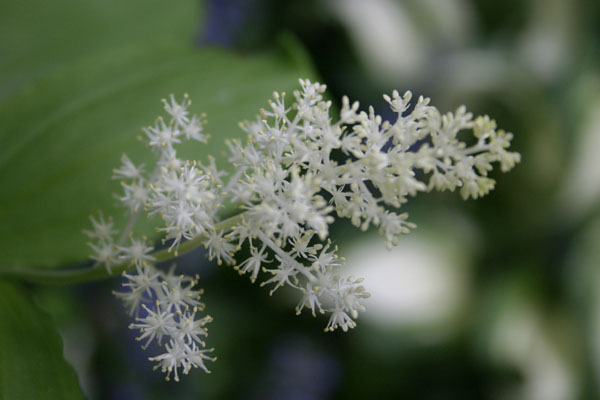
85, 79, 519, 380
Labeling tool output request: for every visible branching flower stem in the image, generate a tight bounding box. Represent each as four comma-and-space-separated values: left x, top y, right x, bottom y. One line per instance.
0, 213, 245, 285
0, 80, 519, 380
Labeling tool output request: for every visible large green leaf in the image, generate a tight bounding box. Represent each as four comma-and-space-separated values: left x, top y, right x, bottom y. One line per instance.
0, 0, 200, 102
0, 3, 314, 269
0, 44, 312, 269
0, 280, 84, 399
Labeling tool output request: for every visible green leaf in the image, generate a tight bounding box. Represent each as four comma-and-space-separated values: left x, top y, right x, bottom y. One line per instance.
0, 3, 314, 270
0, 280, 84, 399
0, 0, 201, 102
0, 44, 313, 269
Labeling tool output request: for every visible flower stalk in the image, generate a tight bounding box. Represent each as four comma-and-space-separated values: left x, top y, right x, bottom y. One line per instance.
0, 213, 244, 285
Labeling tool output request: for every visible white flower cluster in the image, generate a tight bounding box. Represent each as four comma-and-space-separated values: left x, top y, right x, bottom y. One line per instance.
84, 212, 155, 270
115, 264, 214, 381
85, 95, 217, 379
85, 79, 519, 380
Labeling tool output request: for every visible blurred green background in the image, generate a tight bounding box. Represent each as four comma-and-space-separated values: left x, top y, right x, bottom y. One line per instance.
1, 0, 600, 399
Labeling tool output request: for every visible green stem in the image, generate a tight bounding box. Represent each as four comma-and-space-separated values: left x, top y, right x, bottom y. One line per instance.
0, 213, 245, 286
